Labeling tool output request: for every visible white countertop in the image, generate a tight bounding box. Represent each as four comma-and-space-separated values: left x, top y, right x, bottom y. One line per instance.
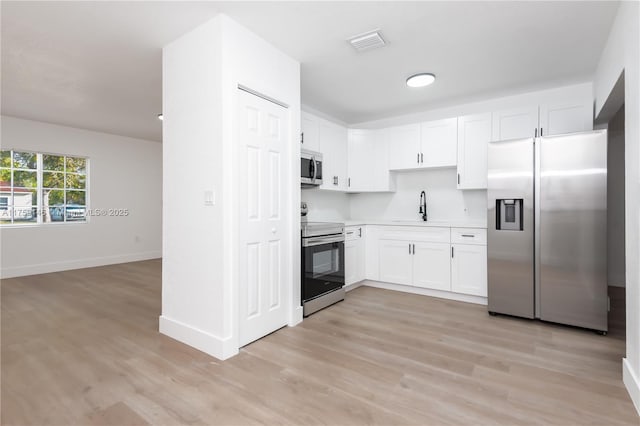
344, 219, 487, 229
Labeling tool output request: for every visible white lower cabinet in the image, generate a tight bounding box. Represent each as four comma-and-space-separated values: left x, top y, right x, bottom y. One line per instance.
345, 226, 366, 286
413, 242, 451, 291
378, 239, 413, 285
371, 225, 488, 298
378, 238, 451, 291
451, 243, 487, 297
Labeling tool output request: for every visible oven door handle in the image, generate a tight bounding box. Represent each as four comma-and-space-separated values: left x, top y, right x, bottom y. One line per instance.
302, 235, 345, 247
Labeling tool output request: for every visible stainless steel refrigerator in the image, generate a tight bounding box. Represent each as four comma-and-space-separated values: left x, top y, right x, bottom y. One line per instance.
487, 130, 608, 333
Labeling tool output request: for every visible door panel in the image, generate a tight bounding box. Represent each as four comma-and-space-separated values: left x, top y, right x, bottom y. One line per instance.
412, 242, 451, 291
539, 132, 607, 331
319, 122, 348, 191
492, 106, 538, 141
539, 102, 592, 136
487, 138, 535, 318
451, 244, 487, 296
301, 112, 319, 151
421, 118, 457, 167
389, 124, 421, 170
378, 239, 412, 285
457, 113, 492, 189
238, 89, 289, 347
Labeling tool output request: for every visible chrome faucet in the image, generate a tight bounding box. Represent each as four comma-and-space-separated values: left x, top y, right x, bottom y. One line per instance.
419, 190, 427, 221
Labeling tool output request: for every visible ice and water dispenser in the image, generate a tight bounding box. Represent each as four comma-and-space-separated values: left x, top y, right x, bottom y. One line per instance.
495, 199, 523, 231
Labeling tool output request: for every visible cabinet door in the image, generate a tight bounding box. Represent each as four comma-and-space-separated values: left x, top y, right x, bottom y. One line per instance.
492, 106, 538, 141
451, 244, 487, 296
345, 239, 358, 286
301, 112, 320, 151
347, 129, 370, 191
388, 124, 421, 170
378, 239, 412, 285
539, 102, 592, 136
457, 113, 492, 189
412, 242, 451, 291
354, 228, 366, 283
319, 122, 348, 191
370, 129, 394, 191
348, 129, 394, 192
420, 118, 457, 168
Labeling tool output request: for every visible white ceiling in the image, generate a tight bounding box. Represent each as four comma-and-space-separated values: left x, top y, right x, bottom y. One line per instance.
1, 1, 619, 142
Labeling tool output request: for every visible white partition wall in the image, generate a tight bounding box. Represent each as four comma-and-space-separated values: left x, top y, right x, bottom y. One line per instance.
160, 14, 300, 360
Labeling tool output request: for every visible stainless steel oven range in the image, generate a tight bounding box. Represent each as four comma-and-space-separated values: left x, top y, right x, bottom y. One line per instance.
301, 221, 345, 317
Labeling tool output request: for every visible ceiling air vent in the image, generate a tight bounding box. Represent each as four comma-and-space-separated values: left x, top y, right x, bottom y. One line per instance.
347, 30, 386, 52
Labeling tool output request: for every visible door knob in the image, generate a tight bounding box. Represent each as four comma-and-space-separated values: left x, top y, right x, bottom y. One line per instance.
271, 228, 277, 234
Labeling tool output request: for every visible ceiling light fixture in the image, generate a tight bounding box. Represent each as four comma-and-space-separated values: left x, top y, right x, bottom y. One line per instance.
157, 114, 163, 121
406, 73, 436, 88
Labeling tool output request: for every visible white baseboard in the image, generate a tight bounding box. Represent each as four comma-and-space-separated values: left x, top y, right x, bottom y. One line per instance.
344, 281, 365, 292
0, 251, 162, 279
361, 280, 488, 305
623, 358, 640, 415
159, 315, 238, 361
289, 306, 303, 327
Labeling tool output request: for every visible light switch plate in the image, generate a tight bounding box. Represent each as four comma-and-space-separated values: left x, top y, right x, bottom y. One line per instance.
204, 190, 215, 206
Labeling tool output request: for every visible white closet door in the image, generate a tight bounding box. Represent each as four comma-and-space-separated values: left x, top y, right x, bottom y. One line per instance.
238, 89, 289, 347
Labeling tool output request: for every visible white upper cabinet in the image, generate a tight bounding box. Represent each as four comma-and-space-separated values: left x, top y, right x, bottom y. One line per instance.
388, 119, 457, 170
301, 111, 320, 152
421, 117, 458, 168
318, 122, 348, 191
492, 106, 539, 141
539, 101, 593, 136
457, 113, 492, 190
388, 124, 421, 170
347, 129, 395, 192
492, 101, 592, 141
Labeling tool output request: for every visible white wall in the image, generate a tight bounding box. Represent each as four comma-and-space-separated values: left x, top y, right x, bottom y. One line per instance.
161, 14, 300, 360
608, 105, 626, 288
350, 168, 485, 222
0, 116, 162, 278
161, 17, 227, 354
593, 1, 640, 414
301, 189, 350, 222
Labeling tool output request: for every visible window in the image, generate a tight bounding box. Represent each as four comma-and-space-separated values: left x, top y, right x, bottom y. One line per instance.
0, 150, 88, 225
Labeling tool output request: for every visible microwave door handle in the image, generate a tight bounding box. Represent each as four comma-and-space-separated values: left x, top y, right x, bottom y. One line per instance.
309, 157, 315, 182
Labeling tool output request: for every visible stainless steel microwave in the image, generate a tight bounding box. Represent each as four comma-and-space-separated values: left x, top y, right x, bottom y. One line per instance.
301, 149, 323, 187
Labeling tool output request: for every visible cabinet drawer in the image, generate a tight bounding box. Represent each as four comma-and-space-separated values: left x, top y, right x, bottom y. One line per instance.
345, 226, 363, 241
379, 226, 450, 243
451, 228, 486, 245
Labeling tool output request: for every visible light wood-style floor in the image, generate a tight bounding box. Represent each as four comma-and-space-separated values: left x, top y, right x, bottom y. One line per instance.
2, 260, 638, 425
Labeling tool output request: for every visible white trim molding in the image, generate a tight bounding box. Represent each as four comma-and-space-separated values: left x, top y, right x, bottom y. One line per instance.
360, 280, 488, 305
0, 251, 161, 279
159, 315, 239, 361
623, 358, 640, 415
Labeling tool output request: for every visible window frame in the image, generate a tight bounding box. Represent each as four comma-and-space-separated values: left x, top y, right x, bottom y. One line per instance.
0, 149, 90, 227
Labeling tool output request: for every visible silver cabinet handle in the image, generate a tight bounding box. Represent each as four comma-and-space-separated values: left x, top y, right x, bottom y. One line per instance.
417, 153, 420, 163
412, 244, 415, 254
451, 246, 454, 258
461, 234, 475, 238
409, 243, 411, 254
421, 153, 424, 163
358, 228, 362, 237
457, 174, 460, 185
